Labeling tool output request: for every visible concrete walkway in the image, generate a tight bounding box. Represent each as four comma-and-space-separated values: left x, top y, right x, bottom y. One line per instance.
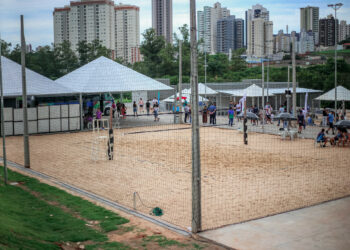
200, 197, 350, 250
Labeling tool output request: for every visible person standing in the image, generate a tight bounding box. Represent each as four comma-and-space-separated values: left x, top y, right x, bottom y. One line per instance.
202, 105, 208, 124
121, 103, 126, 119
146, 100, 151, 116
139, 98, 144, 113
236, 102, 241, 122
153, 103, 160, 121
208, 103, 217, 125
277, 105, 284, 126
326, 111, 335, 135
87, 99, 93, 116
133, 101, 138, 117
322, 108, 328, 127
228, 106, 234, 126
297, 110, 305, 133
111, 101, 116, 118
184, 104, 190, 123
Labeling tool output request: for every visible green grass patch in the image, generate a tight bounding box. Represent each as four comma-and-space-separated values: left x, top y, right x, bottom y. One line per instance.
313, 49, 350, 55
143, 235, 187, 248
0, 167, 129, 249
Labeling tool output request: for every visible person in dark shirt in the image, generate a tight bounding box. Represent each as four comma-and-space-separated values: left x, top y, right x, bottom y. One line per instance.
297, 110, 305, 134
146, 100, 151, 116
208, 103, 217, 125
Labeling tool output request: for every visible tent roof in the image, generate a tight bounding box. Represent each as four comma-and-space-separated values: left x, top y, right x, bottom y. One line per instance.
220, 84, 271, 97
55, 56, 172, 94
163, 90, 208, 103
315, 86, 350, 101
197, 83, 218, 95
1, 56, 75, 97
219, 84, 321, 97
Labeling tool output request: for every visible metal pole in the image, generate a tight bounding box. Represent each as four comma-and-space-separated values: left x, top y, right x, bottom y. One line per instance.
21, 15, 30, 168
0, 38, 8, 184
267, 59, 269, 102
243, 98, 248, 145
292, 34, 297, 117
179, 40, 183, 123
204, 51, 207, 101
79, 93, 83, 130
334, 7, 338, 112
262, 59, 265, 127
190, 0, 201, 233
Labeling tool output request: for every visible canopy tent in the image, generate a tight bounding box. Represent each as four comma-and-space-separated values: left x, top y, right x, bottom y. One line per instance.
1, 56, 74, 97
197, 83, 218, 95
55, 56, 172, 94
162, 90, 209, 103
220, 84, 271, 97
315, 86, 350, 101
269, 87, 322, 95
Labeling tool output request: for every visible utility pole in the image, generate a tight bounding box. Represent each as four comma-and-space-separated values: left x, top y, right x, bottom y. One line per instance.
328, 3, 343, 112
21, 15, 30, 168
179, 40, 183, 123
287, 65, 291, 113
261, 59, 265, 127
204, 51, 207, 101
0, 37, 8, 184
267, 59, 269, 102
190, 0, 201, 234
292, 33, 297, 117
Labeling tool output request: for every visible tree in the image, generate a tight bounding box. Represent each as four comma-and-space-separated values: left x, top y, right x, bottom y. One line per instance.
87, 39, 112, 61
54, 40, 79, 74
0, 39, 11, 56
140, 28, 166, 77
77, 40, 89, 66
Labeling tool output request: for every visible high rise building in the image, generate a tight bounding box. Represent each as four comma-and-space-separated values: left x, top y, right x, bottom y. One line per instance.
347, 24, 350, 39
274, 30, 291, 53
152, 0, 173, 44
319, 15, 339, 47
246, 4, 273, 58
198, 2, 230, 54
115, 4, 140, 64
298, 30, 315, 54
339, 20, 348, 42
300, 6, 319, 33
217, 16, 235, 54
235, 18, 245, 49
53, 0, 141, 64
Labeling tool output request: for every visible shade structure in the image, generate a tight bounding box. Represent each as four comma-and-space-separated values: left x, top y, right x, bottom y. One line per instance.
197, 83, 218, 95
1, 56, 74, 97
268, 87, 322, 95
315, 86, 350, 101
237, 112, 259, 120
220, 84, 271, 97
334, 120, 350, 129
273, 113, 297, 121
55, 56, 172, 94
163, 91, 208, 103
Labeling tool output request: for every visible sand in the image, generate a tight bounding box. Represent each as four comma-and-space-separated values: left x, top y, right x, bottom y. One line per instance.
1, 124, 349, 231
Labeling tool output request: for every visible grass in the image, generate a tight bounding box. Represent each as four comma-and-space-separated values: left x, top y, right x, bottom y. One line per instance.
0, 167, 128, 249
313, 49, 350, 55
0, 167, 212, 250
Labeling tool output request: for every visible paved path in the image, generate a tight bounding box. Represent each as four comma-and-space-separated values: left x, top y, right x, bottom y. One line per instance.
200, 197, 350, 250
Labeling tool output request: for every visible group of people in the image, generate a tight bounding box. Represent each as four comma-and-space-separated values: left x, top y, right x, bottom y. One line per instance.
317, 127, 349, 147
131, 97, 160, 121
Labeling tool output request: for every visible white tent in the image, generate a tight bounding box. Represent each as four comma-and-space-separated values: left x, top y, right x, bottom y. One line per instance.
220, 84, 270, 97
315, 86, 350, 101
163, 90, 208, 103
55, 56, 172, 94
1, 56, 74, 97
197, 83, 217, 95
269, 87, 322, 95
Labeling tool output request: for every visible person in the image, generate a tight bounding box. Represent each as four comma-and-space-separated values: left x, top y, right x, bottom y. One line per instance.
189, 104, 192, 123
277, 105, 284, 126
132, 101, 138, 117
297, 110, 304, 133
84, 113, 93, 129
116, 100, 121, 118
208, 103, 217, 125
153, 103, 160, 121
87, 99, 93, 116
265, 103, 273, 124
146, 100, 151, 115
326, 111, 335, 135
202, 105, 208, 123
139, 98, 144, 113
322, 108, 328, 126
121, 103, 126, 119
236, 102, 241, 122
184, 104, 190, 123
111, 101, 116, 118
340, 128, 349, 147
228, 106, 234, 126
330, 128, 343, 146
95, 108, 103, 129
316, 129, 328, 147
152, 97, 158, 107
307, 115, 314, 126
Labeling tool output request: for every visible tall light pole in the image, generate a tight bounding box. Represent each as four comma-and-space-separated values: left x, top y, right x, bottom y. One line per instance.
328, 3, 343, 112
204, 50, 207, 101
190, 0, 201, 234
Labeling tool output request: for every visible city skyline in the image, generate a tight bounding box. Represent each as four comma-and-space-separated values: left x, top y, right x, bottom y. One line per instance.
1, 0, 350, 48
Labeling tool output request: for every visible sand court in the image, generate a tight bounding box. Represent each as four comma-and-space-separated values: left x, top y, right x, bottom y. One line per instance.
1, 124, 349, 230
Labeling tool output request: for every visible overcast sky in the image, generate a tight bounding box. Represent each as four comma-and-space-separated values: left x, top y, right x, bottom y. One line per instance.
0, 0, 349, 48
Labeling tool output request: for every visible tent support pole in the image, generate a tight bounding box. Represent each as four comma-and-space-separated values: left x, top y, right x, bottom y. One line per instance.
80, 93, 83, 131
